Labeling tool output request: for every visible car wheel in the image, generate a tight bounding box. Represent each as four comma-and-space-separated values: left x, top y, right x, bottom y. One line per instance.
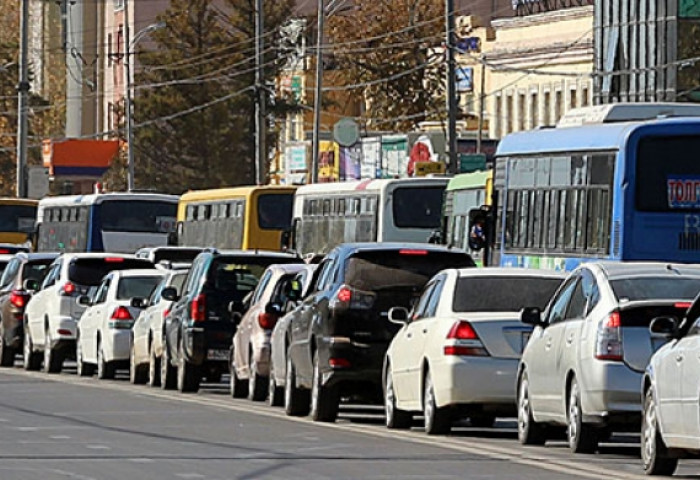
642, 388, 679, 476
384, 365, 412, 429
177, 339, 200, 393
470, 414, 496, 428
23, 326, 41, 371
229, 357, 249, 399
423, 370, 450, 435
147, 342, 161, 387
76, 336, 95, 377
248, 352, 268, 402
310, 350, 339, 423
567, 377, 598, 454
268, 362, 284, 407
0, 329, 15, 367
284, 351, 309, 416
129, 344, 148, 385
43, 329, 63, 374
517, 371, 546, 445
160, 339, 176, 390
96, 340, 115, 380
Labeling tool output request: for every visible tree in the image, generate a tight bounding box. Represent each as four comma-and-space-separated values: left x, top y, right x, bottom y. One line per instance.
117, 0, 297, 194
326, 0, 446, 132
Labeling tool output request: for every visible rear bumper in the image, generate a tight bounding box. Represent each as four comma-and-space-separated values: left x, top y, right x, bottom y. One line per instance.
580, 362, 643, 427
103, 330, 132, 362
49, 316, 77, 352
318, 337, 386, 401
183, 327, 234, 367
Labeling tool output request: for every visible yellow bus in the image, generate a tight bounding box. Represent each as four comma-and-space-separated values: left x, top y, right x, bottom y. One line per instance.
0, 198, 38, 246
177, 186, 296, 251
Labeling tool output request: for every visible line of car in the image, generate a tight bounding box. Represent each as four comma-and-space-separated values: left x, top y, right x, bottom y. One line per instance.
1, 245, 699, 475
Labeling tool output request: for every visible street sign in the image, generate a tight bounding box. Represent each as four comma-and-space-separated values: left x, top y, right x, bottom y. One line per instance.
414, 161, 446, 176
27, 166, 50, 199
333, 118, 360, 147
459, 153, 486, 173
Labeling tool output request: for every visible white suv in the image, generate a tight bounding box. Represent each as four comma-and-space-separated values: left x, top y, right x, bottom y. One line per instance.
23, 254, 155, 373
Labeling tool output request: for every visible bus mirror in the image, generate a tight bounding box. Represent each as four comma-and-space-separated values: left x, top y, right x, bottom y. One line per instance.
161, 287, 179, 302
23, 279, 39, 292
467, 209, 488, 251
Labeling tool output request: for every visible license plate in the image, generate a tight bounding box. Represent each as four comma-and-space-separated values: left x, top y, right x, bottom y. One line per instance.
207, 349, 229, 361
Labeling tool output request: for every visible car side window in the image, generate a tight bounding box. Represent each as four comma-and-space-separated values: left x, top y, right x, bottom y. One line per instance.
412, 282, 437, 321
252, 270, 273, 304
582, 270, 600, 315
314, 260, 335, 292
545, 276, 579, 325
94, 278, 111, 304
687, 316, 700, 337
149, 281, 164, 306
183, 257, 205, 296
425, 276, 445, 318
564, 280, 587, 320
41, 262, 61, 289
0, 259, 20, 289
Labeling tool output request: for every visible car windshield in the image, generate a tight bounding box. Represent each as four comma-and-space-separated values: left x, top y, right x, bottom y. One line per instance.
68, 258, 154, 286
452, 276, 563, 312
117, 276, 162, 300
611, 277, 700, 302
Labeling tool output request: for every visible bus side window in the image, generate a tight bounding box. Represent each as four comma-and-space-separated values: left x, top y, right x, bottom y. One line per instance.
353, 198, 361, 215
186, 205, 195, 221
322, 199, 331, 216
337, 199, 345, 216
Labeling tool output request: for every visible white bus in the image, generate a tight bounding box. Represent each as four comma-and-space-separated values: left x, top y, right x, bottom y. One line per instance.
37, 192, 179, 253
291, 177, 449, 256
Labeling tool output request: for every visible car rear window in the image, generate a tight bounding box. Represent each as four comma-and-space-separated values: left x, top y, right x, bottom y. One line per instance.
344, 250, 474, 291
151, 248, 202, 264
68, 258, 154, 286
452, 276, 563, 312
206, 256, 301, 298
117, 276, 162, 300
611, 277, 700, 302
22, 261, 53, 284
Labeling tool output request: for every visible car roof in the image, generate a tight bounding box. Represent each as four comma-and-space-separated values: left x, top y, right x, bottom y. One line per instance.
455, 267, 566, 279
211, 249, 301, 259
266, 263, 310, 274
112, 269, 164, 278
15, 252, 60, 262
59, 253, 145, 261
334, 242, 470, 255
590, 261, 700, 280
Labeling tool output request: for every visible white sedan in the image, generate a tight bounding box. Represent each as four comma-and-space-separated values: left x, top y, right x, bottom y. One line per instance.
76, 269, 164, 379
384, 267, 564, 434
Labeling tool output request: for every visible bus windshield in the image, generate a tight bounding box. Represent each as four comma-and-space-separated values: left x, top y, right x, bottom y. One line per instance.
392, 186, 444, 229
258, 193, 293, 230
100, 200, 177, 233
0, 205, 36, 233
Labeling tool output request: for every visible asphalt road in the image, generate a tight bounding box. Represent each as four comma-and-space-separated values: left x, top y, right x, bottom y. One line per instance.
0, 364, 697, 480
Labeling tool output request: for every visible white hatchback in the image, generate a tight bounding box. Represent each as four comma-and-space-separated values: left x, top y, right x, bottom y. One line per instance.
384, 267, 564, 434
76, 269, 164, 379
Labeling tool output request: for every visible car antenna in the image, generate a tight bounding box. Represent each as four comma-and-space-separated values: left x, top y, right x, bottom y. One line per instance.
666, 264, 681, 275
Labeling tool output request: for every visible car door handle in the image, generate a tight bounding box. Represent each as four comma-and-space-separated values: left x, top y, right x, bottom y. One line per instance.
422, 329, 427, 334
676, 354, 684, 362
545, 339, 552, 349
566, 334, 574, 345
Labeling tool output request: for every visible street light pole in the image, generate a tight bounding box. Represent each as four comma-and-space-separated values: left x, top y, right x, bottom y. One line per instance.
254, 0, 265, 185
16, 0, 29, 198
445, 0, 458, 175
310, 0, 324, 184
123, 0, 135, 191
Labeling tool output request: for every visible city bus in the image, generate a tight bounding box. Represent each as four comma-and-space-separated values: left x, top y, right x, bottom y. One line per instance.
291, 177, 449, 257
0, 198, 37, 246
36, 192, 179, 253
176, 185, 296, 251
493, 102, 700, 271
442, 170, 493, 264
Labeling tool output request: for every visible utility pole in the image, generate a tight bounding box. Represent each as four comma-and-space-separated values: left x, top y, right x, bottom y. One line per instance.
254, 0, 265, 185
445, 0, 458, 174
16, 0, 30, 198
476, 57, 486, 154
311, 0, 324, 184
124, 0, 135, 191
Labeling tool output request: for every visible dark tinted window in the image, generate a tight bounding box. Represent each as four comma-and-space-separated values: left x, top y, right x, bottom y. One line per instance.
170, 272, 187, 293
116, 276, 162, 300
453, 276, 562, 312
637, 136, 700, 212
22, 260, 54, 285
100, 200, 177, 233
344, 250, 474, 291
0, 205, 36, 232
206, 256, 300, 297
150, 248, 202, 264
68, 258, 154, 286
258, 193, 293, 230
392, 186, 445, 228
611, 277, 700, 302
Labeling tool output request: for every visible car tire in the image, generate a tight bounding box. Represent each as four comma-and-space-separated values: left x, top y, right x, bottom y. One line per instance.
177, 339, 201, 393
247, 352, 268, 402
470, 414, 496, 428
23, 326, 41, 371
423, 370, 450, 435
160, 339, 177, 390
268, 362, 284, 407
43, 329, 63, 374
284, 352, 309, 417
642, 388, 679, 476
311, 350, 339, 423
76, 336, 95, 377
384, 365, 412, 429
96, 340, 115, 380
147, 342, 161, 387
517, 371, 547, 445
0, 329, 15, 367
129, 344, 148, 385
230, 359, 249, 399
567, 377, 598, 454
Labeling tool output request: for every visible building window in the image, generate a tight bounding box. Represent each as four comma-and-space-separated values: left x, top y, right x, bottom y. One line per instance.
114, 0, 124, 11
570, 88, 578, 109
582, 85, 589, 107
494, 94, 502, 138
517, 92, 526, 131
554, 90, 563, 123
290, 114, 300, 141
530, 91, 538, 128
543, 90, 551, 126
506, 93, 514, 135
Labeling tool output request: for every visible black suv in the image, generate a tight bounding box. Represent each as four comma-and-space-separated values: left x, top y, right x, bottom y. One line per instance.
284, 243, 475, 422
161, 249, 302, 393
0, 253, 58, 366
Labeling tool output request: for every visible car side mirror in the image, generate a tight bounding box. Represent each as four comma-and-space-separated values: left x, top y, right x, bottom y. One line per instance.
265, 302, 282, 315
388, 306, 410, 325
23, 279, 39, 292
130, 297, 147, 309
161, 287, 179, 302
649, 316, 680, 339
521, 307, 543, 326
77, 295, 92, 307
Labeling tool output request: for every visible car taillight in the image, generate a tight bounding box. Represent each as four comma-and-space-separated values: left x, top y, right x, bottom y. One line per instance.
331, 284, 375, 310
9, 290, 28, 309
61, 282, 76, 296
104, 257, 124, 263
191, 294, 206, 322
399, 249, 428, 255
595, 311, 623, 361
444, 320, 489, 356
337, 287, 352, 303
163, 308, 170, 319
258, 312, 277, 330
108, 306, 134, 329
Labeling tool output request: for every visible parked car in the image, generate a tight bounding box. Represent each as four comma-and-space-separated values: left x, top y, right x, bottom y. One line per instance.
642, 292, 700, 475
0, 253, 58, 366
230, 263, 310, 401
160, 249, 303, 393
384, 268, 564, 434
269, 265, 317, 406
517, 262, 700, 454
283, 243, 475, 422
76, 269, 164, 379
130, 269, 189, 386
23, 254, 155, 373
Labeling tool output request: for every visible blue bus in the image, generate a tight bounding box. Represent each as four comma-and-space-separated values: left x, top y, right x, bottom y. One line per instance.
492, 103, 700, 271
37, 192, 179, 253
